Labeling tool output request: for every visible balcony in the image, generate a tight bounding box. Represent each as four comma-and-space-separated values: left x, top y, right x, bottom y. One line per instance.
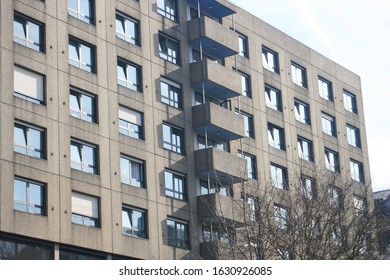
193, 102, 244, 142
187, 0, 236, 20
198, 193, 246, 225
190, 59, 241, 100
195, 147, 246, 184
188, 16, 239, 59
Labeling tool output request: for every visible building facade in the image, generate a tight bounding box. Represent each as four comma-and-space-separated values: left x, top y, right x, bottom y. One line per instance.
0, 0, 371, 259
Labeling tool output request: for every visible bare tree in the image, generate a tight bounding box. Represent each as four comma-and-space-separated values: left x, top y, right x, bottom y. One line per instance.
197, 165, 379, 260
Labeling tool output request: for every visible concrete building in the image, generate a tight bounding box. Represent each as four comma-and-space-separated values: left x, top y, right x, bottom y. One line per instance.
0, 0, 371, 259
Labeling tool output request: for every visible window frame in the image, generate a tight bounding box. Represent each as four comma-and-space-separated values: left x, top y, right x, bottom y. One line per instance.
14, 121, 45, 159
343, 90, 358, 114
117, 58, 142, 92
71, 191, 100, 228
268, 123, 285, 151
160, 77, 182, 109
162, 123, 185, 154
270, 163, 288, 190
69, 87, 97, 123
238, 32, 249, 58
265, 84, 282, 112
68, 0, 95, 24
164, 169, 186, 200
262, 46, 279, 73
122, 205, 147, 238
120, 155, 145, 188
274, 204, 288, 230
118, 105, 144, 140
167, 218, 189, 249
14, 65, 45, 105
300, 176, 316, 200
350, 159, 364, 183
157, 0, 178, 22
291, 62, 308, 88
318, 76, 333, 101
294, 99, 310, 125
14, 177, 46, 216
297, 136, 314, 162
158, 33, 180, 65
68, 37, 96, 73
325, 148, 339, 173
321, 112, 337, 137
115, 11, 140, 46
236, 110, 254, 138
239, 71, 251, 98
13, 13, 45, 52
346, 124, 361, 148
239, 151, 257, 179
70, 139, 99, 174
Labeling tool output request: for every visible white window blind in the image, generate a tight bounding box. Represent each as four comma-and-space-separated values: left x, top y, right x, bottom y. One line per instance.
119, 106, 142, 126
71, 192, 98, 219
14, 66, 44, 101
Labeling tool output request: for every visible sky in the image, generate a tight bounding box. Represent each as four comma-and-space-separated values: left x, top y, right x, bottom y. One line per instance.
229, 0, 390, 192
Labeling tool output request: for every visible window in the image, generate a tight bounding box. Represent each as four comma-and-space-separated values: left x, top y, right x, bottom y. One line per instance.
291, 62, 307, 88
14, 14, 44, 52
268, 123, 285, 150
346, 124, 361, 148
325, 148, 339, 172
122, 206, 147, 238
262, 46, 279, 73
301, 176, 316, 200
0, 237, 53, 260
68, 37, 95, 73
277, 248, 290, 260
270, 163, 288, 190
158, 33, 180, 64
164, 170, 186, 200
160, 77, 182, 109
200, 180, 232, 197
120, 155, 144, 188
343, 90, 357, 113
274, 204, 287, 230
117, 59, 142, 92
239, 151, 257, 179
318, 76, 333, 101
238, 33, 249, 58
354, 196, 365, 216
71, 191, 99, 227
202, 226, 233, 243
239, 71, 251, 98
115, 12, 140, 45
14, 177, 45, 215
162, 123, 184, 154
14, 65, 44, 104
328, 186, 342, 208
70, 139, 98, 174
297, 136, 314, 162
70, 88, 97, 123
167, 218, 189, 249
118, 106, 143, 140
68, 0, 94, 24
236, 110, 254, 138
14, 122, 45, 159
294, 99, 310, 124
350, 159, 364, 183
197, 135, 227, 151
265, 84, 282, 112
157, 0, 177, 22
59, 249, 103, 260
243, 194, 257, 222
321, 112, 337, 137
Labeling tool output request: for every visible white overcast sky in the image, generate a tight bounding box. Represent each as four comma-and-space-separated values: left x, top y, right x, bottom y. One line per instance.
229, 0, 390, 192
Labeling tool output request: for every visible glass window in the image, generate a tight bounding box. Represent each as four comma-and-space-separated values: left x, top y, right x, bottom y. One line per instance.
262, 46, 279, 73
118, 106, 143, 140
328, 186, 342, 208
68, 37, 95, 72
238, 151, 257, 179
70, 139, 98, 174
122, 206, 147, 238
14, 122, 45, 159
350, 159, 364, 183
318, 76, 333, 101
165, 170, 186, 200
268, 123, 285, 150
14, 66, 44, 104
343, 90, 358, 113
197, 135, 227, 151
14, 14, 44, 52
167, 218, 189, 249
321, 112, 337, 137
300, 176, 316, 200
71, 191, 99, 227
158, 33, 180, 64
291, 62, 307, 88
239, 71, 251, 98
200, 180, 232, 197
160, 77, 182, 109
238, 33, 249, 58
294, 99, 310, 125
70, 88, 97, 123
346, 124, 361, 148
120, 155, 144, 188
157, 0, 177, 22
265, 84, 282, 112
59, 249, 104, 260
297, 136, 314, 162
14, 177, 45, 215
325, 148, 339, 172
274, 204, 287, 230
117, 59, 142, 92
162, 123, 184, 154
0, 237, 53, 260
354, 196, 365, 216
236, 110, 254, 138
270, 163, 288, 190
116, 12, 140, 45
243, 194, 257, 222
68, 0, 94, 24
